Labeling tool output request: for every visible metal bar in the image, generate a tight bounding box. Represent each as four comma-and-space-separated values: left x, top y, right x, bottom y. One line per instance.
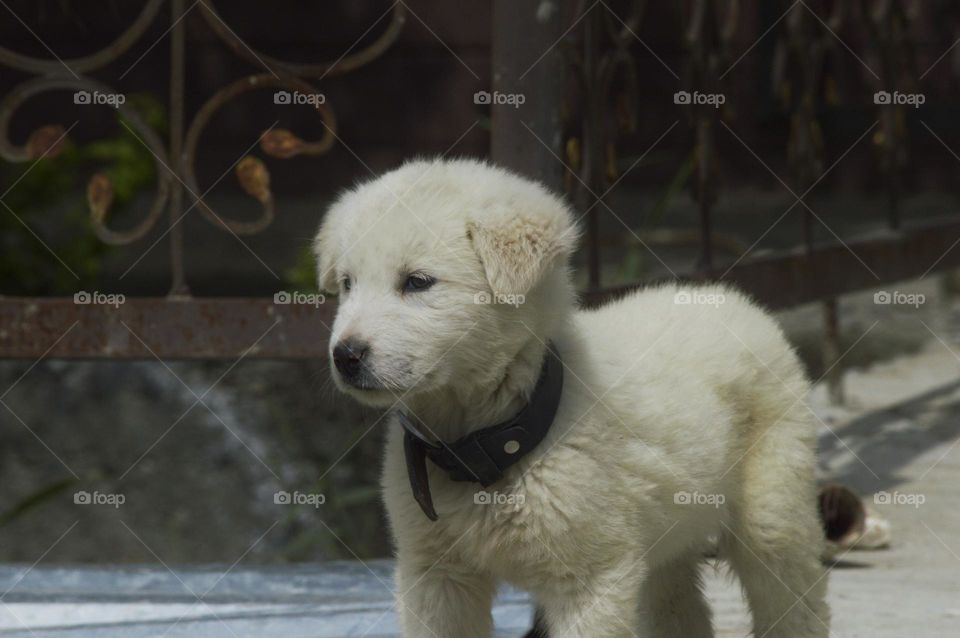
582, 4, 602, 290
583, 216, 960, 311
4, 214, 960, 359
0, 299, 334, 360
197, 1, 406, 79
822, 298, 843, 403
682, 0, 734, 270
169, 0, 188, 295
696, 116, 714, 268
491, 0, 568, 189
0, 0, 165, 76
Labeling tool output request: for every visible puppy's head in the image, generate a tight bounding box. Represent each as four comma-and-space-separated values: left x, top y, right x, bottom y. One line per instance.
314, 159, 578, 407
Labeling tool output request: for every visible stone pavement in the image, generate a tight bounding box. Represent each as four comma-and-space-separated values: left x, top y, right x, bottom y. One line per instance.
1, 340, 958, 636
708, 326, 960, 637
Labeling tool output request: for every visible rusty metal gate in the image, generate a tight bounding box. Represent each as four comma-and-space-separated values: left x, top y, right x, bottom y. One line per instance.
2, 0, 959, 362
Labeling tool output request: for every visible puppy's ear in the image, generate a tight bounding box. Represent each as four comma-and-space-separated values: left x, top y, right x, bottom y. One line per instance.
467, 197, 578, 297
312, 215, 340, 295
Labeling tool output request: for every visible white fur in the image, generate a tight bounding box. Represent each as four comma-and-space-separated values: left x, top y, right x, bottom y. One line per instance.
314, 158, 830, 637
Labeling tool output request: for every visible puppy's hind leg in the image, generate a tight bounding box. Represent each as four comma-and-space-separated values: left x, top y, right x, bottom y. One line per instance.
722, 408, 830, 638
639, 552, 714, 638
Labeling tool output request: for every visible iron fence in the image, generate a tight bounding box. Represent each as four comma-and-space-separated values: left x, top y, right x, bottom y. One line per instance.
2, 0, 959, 363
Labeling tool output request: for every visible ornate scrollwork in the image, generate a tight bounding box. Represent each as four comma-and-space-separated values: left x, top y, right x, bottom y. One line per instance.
0, 0, 165, 76
182, 74, 337, 235
0, 75, 172, 245
0, 2, 404, 290
0, 1, 173, 246
197, 1, 407, 79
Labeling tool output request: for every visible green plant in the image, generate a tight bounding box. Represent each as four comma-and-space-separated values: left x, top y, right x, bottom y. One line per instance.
0, 93, 164, 294
284, 243, 322, 292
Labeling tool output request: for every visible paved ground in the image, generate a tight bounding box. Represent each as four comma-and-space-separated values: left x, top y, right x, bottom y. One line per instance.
703, 324, 960, 637
797, 337, 960, 637
1, 332, 958, 636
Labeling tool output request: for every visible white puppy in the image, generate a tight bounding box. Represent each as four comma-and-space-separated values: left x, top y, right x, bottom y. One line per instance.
314, 158, 829, 638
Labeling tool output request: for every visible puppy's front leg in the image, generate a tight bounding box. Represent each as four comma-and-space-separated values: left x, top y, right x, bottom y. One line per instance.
542, 564, 646, 638
396, 560, 495, 638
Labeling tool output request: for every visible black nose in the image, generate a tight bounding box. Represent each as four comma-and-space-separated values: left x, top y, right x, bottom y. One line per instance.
333, 339, 369, 379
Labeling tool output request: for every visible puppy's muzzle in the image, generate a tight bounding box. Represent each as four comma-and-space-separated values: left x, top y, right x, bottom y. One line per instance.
332, 338, 370, 383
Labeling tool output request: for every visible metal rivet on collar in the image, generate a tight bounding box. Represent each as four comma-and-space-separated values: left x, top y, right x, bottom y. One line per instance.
401, 343, 563, 521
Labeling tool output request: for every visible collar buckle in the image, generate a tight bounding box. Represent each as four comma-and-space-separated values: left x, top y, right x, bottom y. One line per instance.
398, 342, 564, 521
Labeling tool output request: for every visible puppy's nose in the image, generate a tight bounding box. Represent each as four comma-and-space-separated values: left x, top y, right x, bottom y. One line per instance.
333, 339, 369, 379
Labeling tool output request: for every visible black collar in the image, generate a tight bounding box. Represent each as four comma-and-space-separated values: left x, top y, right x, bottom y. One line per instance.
397, 343, 564, 521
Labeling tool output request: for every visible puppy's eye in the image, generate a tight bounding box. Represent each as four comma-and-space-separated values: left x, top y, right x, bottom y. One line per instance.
403, 273, 435, 293
340, 276, 352, 292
